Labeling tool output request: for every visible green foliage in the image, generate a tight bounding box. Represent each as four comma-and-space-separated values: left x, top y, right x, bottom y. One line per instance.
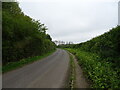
62, 26, 120, 88
69, 54, 75, 88
71, 26, 120, 66
67, 48, 120, 88
2, 2, 56, 65
61, 26, 120, 61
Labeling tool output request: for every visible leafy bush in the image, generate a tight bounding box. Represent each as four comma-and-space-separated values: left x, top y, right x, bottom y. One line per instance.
2, 2, 56, 65
67, 48, 120, 88
62, 26, 120, 65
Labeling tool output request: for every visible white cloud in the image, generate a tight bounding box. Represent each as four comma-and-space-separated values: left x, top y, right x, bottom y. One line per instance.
19, 1, 118, 43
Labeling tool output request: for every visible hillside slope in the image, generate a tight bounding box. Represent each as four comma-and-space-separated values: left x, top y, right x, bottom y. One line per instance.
62, 26, 120, 67
75, 26, 120, 67
62, 26, 120, 88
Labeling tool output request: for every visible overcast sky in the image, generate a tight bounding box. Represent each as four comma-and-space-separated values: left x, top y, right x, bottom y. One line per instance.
19, 0, 119, 44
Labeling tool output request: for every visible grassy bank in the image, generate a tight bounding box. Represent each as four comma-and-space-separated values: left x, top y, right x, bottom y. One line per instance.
3, 49, 56, 73
67, 52, 76, 89
66, 48, 119, 88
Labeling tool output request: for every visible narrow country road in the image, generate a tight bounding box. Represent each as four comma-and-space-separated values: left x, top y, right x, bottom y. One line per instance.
3, 49, 70, 88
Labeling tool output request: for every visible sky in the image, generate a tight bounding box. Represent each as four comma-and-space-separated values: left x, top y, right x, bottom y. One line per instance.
19, 0, 119, 44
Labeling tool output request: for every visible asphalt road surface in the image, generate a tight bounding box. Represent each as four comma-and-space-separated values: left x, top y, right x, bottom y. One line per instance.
3, 49, 70, 88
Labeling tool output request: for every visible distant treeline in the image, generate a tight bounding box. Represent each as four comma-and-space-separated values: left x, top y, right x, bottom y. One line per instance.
2, 2, 56, 65
59, 26, 120, 68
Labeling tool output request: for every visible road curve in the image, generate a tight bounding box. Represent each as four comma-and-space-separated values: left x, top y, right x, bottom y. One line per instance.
3, 49, 70, 88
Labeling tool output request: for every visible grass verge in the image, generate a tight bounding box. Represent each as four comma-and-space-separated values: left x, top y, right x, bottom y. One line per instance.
66, 52, 76, 89
66, 48, 119, 88
2, 49, 56, 73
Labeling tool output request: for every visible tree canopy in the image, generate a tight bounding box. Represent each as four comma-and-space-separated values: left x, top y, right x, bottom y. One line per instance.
2, 2, 56, 65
